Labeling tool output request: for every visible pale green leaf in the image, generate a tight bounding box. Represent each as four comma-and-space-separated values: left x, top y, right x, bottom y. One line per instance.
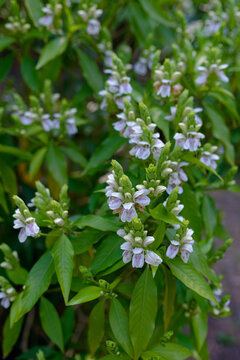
36, 37, 68, 70
46, 142, 67, 186
24, 0, 43, 26
29, 147, 47, 179
74, 215, 120, 232
164, 257, 216, 303
143, 342, 192, 360
68, 286, 101, 306
150, 203, 183, 225
2, 316, 23, 356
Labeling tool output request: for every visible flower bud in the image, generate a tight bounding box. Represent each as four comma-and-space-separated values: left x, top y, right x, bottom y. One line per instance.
0, 262, 13, 270
54, 218, 65, 226
46, 210, 55, 218
161, 168, 173, 177
171, 71, 181, 83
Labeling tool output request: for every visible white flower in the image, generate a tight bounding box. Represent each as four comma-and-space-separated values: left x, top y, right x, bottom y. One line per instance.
66, 118, 78, 135
166, 162, 188, 194
39, 7, 53, 27
0, 292, 10, 309
165, 106, 177, 121
119, 77, 132, 95
151, 139, 165, 161
19, 111, 35, 125
108, 192, 124, 210
87, 19, 101, 36
41, 114, 53, 132
13, 209, 40, 243
145, 250, 162, 266
200, 151, 219, 169
166, 228, 194, 263
129, 142, 151, 160
54, 218, 65, 226
204, 18, 221, 37
121, 202, 137, 222
196, 64, 229, 86
157, 79, 172, 98
133, 189, 150, 207
174, 132, 204, 152
134, 57, 148, 76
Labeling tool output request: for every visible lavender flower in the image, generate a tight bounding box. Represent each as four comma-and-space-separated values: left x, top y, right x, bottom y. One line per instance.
39, 6, 53, 27
196, 63, 229, 86
200, 150, 219, 170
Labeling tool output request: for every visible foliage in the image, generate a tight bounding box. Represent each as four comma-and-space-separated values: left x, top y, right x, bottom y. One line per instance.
0, 0, 239, 359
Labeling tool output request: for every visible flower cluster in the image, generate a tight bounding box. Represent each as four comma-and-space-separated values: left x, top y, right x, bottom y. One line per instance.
117, 218, 162, 268
78, 2, 103, 37
0, 243, 20, 271
106, 161, 150, 223
174, 111, 205, 152
160, 160, 188, 194
5, 16, 30, 34
99, 54, 132, 111
12, 81, 79, 137
152, 57, 183, 98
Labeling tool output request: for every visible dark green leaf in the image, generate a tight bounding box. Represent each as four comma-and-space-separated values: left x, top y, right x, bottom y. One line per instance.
202, 195, 217, 237
21, 56, 39, 91
88, 299, 105, 354
74, 215, 120, 232
0, 144, 31, 160
39, 297, 64, 352
110, 299, 134, 357
83, 134, 126, 175
204, 102, 235, 165
129, 268, 157, 358
192, 311, 208, 351
163, 266, 176, 332
76, 48, 104, 93
61, 145, 87, 168
61, 307, 75, 345
90, 233, 122, 275
0, 36, 15, 52
2, 316, 23, 356
71, 229, 105, 254
36, 37, 68, 70
10, 252, 54, 325
52, 234, 74, 303
29, 147, 47, 179
46, 142, 67, 186
0, 53, 13, 83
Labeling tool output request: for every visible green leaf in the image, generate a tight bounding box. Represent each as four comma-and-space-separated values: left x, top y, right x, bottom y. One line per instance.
61, 145, 87, 168
29, 147, 47, 179
83, 135, 126, 175
139, 0, 174, 27
110, 299, 134, 357
163, 266, 176, 332
74, 215, 120, 232
52, 234, 74, 303
6, 266, 28, 285
76, 48, 104, 93
192, 311, 208, 351
90, 233, 122, 275
0, 144, 31, 160
46, 142, 67, 186
179, 183, 202, 241
143, 342, 192, 360
0, 53, 13, 83
88, 299, 105, 354
21, 56, 39, 92
208, 88, 239, 122
129, 268, 157, 358
68, 286, 101, 306
190, 243, 217, 283
182, 153, 223, 182
61, 307, 75, 345
39, 297, 64, 352
0, 160, 17, 195
2, 316, 23, 356
204, 102, 235, 165
24, 0, 43, 26
164, 257, 216, 303
201, 195, 217, 237
36, 37, 68, 70
150, 204, 183, 225
0, 183, 8, 212
71, 228, 105, 255
0, 36, 15, 52
10, 252, 54, 326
